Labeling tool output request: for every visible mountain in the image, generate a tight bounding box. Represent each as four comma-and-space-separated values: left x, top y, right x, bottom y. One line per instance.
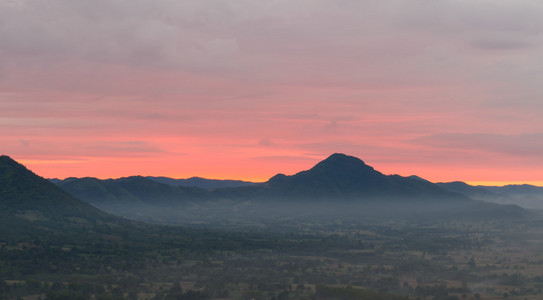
58, 153, 470, 205
58, 176, 208, 206
147, 176, 256, 188
52, 153, 529, 223
265, 153, 467, 201
258, 154, 530, 219
56, 176, 212, 222
436, 181, 503, 200
483, 184, 543, 196
0, 155, 297, 291
0, 155, 267, 247
0, 155, 113, 219
438, 181, 543, 210
0, 155, 126, 242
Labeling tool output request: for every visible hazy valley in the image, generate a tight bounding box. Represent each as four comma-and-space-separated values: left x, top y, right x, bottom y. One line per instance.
2, 154, 543, 300
52, 154, 531, 228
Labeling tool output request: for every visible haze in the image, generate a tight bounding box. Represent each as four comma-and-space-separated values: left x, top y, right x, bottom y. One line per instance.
1, 0, 542, 185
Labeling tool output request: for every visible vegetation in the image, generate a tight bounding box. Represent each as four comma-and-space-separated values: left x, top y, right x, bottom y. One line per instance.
3, 215, 543, 299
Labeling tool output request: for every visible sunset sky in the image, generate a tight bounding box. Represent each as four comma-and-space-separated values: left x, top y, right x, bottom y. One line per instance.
1, 0, 542, 185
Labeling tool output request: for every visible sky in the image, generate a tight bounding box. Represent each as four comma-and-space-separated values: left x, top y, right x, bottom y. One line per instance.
1, 0, 542, 185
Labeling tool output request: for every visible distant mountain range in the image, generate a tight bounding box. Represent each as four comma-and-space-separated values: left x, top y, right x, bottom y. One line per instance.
49, 153, 530, 224
51, 159, 543, 212
0, 155, 275, 273
436, 181, 543, 210
1, 152, 534, 231
404, 175, 543, 209
55, 153, 468, 205
51, 176, 256, 188
55, 176, 206, 206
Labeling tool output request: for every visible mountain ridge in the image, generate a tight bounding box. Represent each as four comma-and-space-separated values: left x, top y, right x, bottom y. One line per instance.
438, 181, 543, 210
51, 176, 257, 189
47, 153, 531, 223
265, 153, 467, 201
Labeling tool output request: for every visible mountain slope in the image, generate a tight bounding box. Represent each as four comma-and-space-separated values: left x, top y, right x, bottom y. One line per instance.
0, 155, 125, 242
0, 155, 113, 220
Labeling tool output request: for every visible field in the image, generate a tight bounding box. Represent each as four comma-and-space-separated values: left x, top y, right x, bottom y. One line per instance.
3, 213, 543, 300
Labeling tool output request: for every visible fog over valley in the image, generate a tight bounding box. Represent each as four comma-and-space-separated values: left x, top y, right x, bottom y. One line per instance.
2, 154, 543, 299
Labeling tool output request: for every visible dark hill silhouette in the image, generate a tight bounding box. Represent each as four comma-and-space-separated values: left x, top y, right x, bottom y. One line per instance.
437, 181, 502, 200
0, 155, 112, 219
0, 155, 126, 242
257, 154, 530, 220
57, 176, 209, 217
53, 176, 257, 189
266, 153, 465, 201
438, 181, 543, 210
50, 153, 530, 223
0, 155, 289, 280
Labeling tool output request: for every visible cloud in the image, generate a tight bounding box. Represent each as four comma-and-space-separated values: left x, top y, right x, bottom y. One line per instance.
470, 38, 533, 51
89, 141, 166, 156
258, 138, 274, 147
398, 0, 543, 35
0, 0, 242, 72
1, 0, 542, 113
2, 0, 542, 82
412, 133, 543, 157
18, 139, 29, 147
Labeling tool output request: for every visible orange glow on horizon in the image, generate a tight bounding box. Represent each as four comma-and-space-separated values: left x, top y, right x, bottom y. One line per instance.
14, 154, 543, 188
465, 181, 543, 187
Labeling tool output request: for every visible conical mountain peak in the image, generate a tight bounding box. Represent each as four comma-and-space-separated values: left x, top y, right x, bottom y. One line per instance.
309, 153, 378, 175
266, 153, 388, 198
262, 153, 473, 201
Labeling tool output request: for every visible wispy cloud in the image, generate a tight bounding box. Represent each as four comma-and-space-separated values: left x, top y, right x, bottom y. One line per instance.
412, 133, 543, 157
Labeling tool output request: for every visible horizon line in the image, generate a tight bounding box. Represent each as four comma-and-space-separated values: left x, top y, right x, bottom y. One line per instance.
11, 156, 543, 188
45, 175, 543, 188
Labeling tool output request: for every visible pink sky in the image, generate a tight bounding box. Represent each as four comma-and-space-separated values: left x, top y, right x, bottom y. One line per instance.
1, 0, 543, 185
